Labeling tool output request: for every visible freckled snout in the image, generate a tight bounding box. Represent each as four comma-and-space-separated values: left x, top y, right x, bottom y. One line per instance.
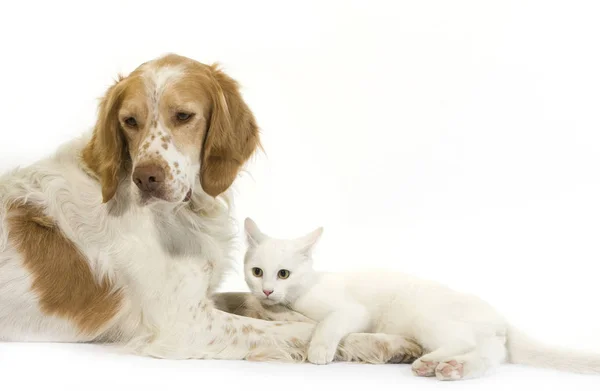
133, 164, 165, 194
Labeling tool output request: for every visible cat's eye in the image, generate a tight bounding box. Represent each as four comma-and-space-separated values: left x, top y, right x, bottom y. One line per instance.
278, 269, 291, 279
252, 267, 263, 277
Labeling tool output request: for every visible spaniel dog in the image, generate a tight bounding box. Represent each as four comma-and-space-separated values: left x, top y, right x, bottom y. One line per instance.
0, 54, 421, 362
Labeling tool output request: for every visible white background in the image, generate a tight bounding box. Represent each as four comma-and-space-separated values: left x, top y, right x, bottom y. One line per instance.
1, 0, 599, 389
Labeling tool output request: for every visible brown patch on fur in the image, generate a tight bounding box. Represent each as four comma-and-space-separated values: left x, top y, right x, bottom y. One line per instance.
223, 324, 236, 335
199, 65, 260, 197
160, 135, 171, 143
29, 214, 56, 229
173, 162, 179, 168
242, 324, 254, 335
162, 143, 168, 150
241, 324, 264, 335
151, 53, 197, 69
7, 204, 122, 336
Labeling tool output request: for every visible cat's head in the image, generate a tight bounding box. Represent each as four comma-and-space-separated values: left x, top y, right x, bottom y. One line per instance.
243, 217, 323, 306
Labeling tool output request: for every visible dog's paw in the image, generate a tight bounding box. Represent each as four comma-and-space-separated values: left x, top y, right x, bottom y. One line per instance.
308, 343, 336, 365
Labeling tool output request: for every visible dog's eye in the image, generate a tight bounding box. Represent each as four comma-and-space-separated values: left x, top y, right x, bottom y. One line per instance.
176, 112, 194, 122
252, 267, 263, 277
124, 117, 138, 128
277, 269, 291, 279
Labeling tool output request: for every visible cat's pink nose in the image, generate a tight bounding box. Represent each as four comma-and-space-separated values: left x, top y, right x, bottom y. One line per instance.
263, 289, 273, 297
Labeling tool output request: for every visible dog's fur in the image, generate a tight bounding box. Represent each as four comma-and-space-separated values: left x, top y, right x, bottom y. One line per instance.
0, 54, 421, 362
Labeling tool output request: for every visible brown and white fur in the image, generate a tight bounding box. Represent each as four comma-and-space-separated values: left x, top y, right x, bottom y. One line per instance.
0, 54, 421, 363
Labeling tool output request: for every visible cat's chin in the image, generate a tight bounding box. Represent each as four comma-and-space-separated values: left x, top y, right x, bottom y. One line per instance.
260, 298, 281, 306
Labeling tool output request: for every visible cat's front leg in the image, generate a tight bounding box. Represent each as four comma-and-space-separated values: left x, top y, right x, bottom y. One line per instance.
308, 306, 372, 365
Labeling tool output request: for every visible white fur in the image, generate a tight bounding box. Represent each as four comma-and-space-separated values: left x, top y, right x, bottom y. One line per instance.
244, 218, 600, 380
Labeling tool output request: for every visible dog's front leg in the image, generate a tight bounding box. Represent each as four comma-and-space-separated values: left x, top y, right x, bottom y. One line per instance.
138, 299, 421, 363
135, 298, 312, 361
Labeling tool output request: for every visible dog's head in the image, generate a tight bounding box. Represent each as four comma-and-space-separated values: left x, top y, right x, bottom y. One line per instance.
83, 54, 260, 204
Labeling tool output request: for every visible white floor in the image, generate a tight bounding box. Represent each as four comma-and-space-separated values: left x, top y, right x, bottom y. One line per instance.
2, 343, 598, 391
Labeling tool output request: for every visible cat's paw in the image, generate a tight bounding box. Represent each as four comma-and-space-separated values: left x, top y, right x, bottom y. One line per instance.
308, 343, 336, 365
435, 360, 464, 381
411, 358, 439, 377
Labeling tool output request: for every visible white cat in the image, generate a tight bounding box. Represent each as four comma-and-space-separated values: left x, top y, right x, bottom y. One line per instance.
243, 217, 600, 380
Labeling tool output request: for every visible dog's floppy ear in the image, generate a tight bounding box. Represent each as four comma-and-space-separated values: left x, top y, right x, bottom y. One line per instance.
201, 65, 260, 197
83, 77, 128, 203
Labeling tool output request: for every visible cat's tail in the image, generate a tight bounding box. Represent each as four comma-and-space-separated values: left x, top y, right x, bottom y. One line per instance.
506, 325, 600, 374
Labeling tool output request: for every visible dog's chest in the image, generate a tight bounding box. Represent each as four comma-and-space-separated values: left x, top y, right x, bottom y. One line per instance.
115, 207, 232, 294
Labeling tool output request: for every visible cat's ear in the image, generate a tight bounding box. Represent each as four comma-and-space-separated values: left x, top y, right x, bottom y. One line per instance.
294, 227, 323, 257
244, 217, 267, 247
